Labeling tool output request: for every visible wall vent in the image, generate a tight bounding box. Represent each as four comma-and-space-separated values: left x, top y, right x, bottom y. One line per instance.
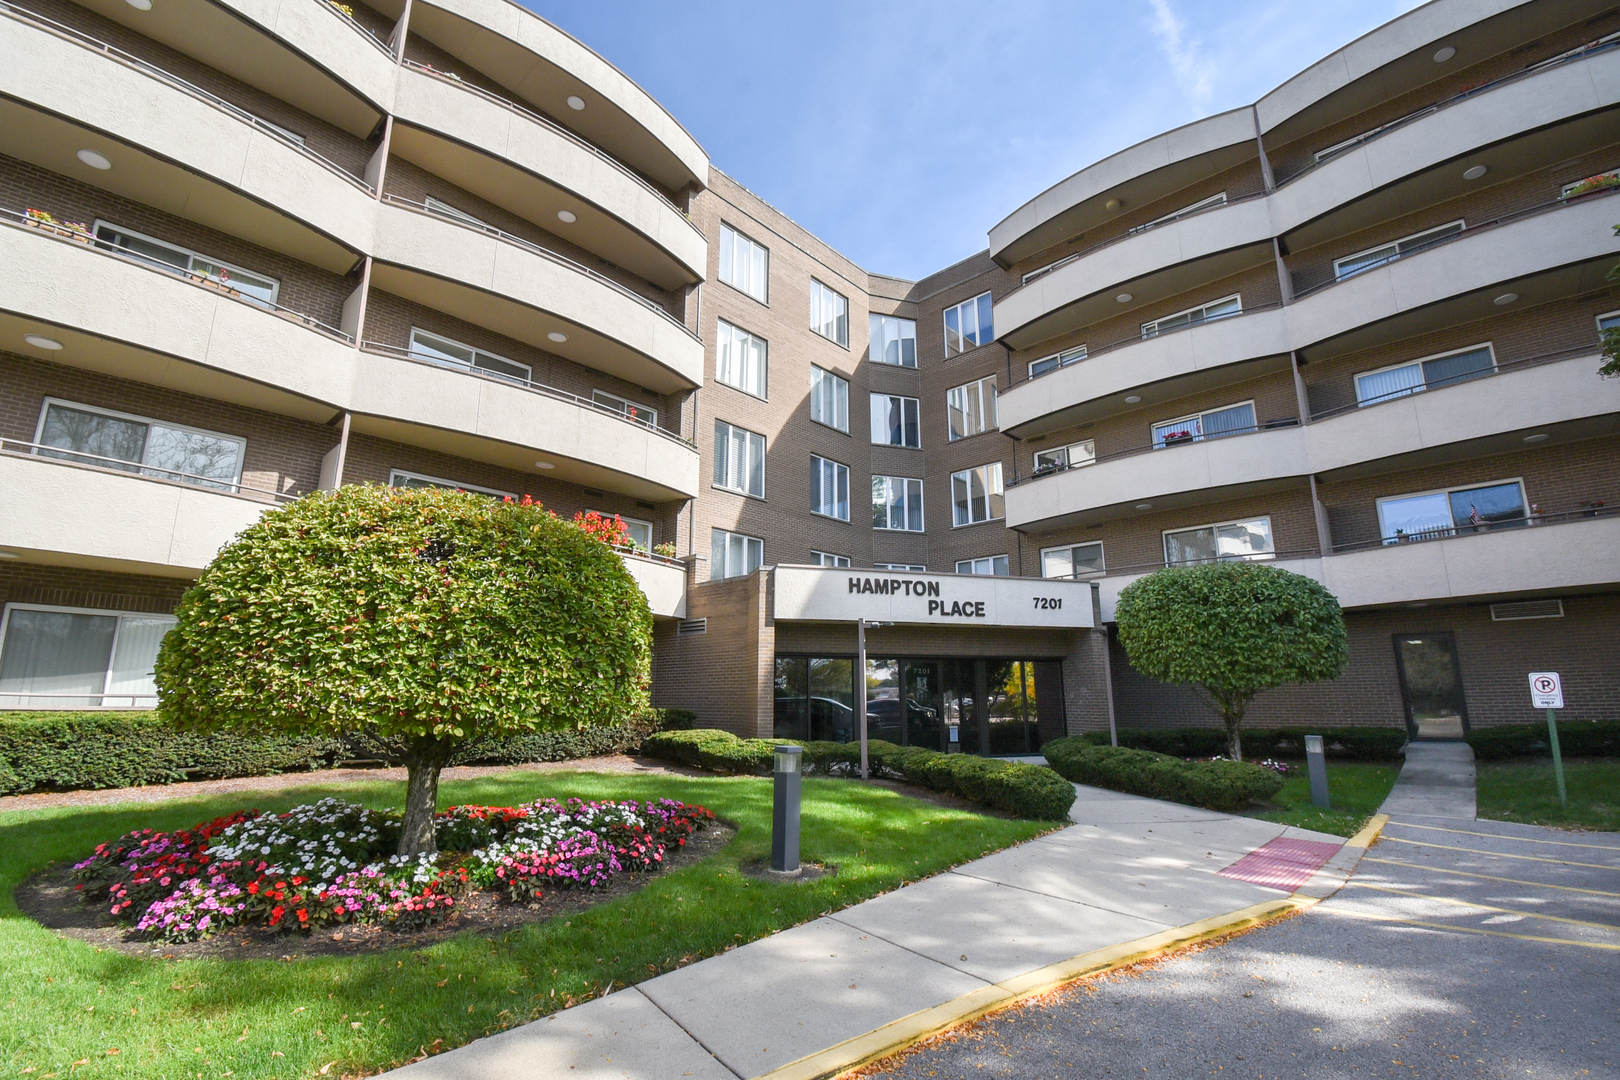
1490, 599, 1564, 621
677, 618, 708, 636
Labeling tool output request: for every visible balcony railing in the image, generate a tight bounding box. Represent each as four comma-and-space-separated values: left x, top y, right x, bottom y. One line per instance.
3, 207, 353, 342
1016, 298, 1278, 388
0, 2, 374, 192
1008, 417, 1300, 490
359, 340, 696, 450
1307, 344, 1600, 421
1, 437, 302, 502
315, 0, 394, 56
380, 194, 701, 345
1329, 503, 1616, 555
612, 543, 687, 570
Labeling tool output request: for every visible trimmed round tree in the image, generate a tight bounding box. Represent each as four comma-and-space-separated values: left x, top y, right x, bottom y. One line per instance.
1113, 562, 1347, 761
154, 485, 652, 855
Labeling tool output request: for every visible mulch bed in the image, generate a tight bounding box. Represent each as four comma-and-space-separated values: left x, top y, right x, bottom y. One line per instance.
15, 822, 735, 962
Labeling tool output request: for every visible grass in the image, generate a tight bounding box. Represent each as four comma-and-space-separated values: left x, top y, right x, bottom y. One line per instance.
0, 771, 1048, 1080
1243, 759, 1402, 837
1475, 757, 1620, 832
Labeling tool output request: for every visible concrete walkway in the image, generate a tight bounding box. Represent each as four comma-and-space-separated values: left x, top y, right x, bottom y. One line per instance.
1377, 740, 1477, 820
386, 786, 1357, 1080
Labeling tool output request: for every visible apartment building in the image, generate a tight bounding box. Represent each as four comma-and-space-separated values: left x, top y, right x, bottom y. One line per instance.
1, 0, 1616, 748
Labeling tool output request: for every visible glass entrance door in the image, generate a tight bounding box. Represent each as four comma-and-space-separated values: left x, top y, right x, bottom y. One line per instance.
903, 661, 943, 750
1393, 633, 1468, 739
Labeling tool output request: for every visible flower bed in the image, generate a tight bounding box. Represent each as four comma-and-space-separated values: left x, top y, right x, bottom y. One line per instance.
69, 796, 714, 943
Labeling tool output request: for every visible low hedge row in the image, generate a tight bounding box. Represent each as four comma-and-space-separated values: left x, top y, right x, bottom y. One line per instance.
1081, 726, 1407, 761
1465, 721, 1620, 761
638, 729, 1076, 820
1043, 736, 1286, 812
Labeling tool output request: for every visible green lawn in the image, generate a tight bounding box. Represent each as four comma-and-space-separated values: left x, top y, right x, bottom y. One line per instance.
0, 771, 1048, 1080
1476, 758, 1620, 833
1243, 760, 1402, 837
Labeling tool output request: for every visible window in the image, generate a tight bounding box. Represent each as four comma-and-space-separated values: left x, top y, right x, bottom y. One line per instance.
951, 463, 1004, 526
874, 562, 926, 572
713, 420, 766, 498
94, 221, 280, 306
810, 455, 850, 520
35, 399, 245, 492
1129, 192, 1226, 235
947, 376, 997, 440
0, 603, 176, 708
710, 529, 763, 580
1163, 516, 1274, 566
591, 389, 657, 428
1141, 294, 1241, 338
715, 320, 768, 398
1377, 480, 1527, 544
424, 196, 488, 228
809, 366, 849, 431
810, 279, 849, 347
956, 556, 1009, 576
590, 511, 653, 550
870, 394, 921, 448
409, 328, 531, 383
718, 223, 769, 303
389, 470, 515, 499
1022, 254, 1078, 285
1029, 345, 1086, 378
870, 315, 917, 367
1152, 401, 1255, 447
872, 476, 924, 532
1355, 344, 1495, 407
810, 551, 851, 567
1597, 310, 1620, 335
1041, 542, 1105, 579
943, 292, 994, 356
1334, 221, 1464, 281
1033, 440, 1094, 473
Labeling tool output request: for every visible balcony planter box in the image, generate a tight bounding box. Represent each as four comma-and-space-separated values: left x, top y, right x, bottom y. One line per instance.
1161, 431, 1195, 446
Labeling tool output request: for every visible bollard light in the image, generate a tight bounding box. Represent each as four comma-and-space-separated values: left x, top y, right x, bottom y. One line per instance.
771, 745, 803, 873
1304, 734, 1330, 809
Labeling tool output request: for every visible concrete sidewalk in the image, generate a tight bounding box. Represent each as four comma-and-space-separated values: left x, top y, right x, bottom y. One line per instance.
1377, 740, 1476, 820
387, 785, 1361, 1080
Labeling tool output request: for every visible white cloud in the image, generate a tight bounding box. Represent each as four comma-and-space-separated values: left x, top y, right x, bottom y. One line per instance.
1148, 0, 1218, 110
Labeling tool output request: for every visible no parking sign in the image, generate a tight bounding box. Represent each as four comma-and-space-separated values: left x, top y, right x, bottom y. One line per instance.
1528, 672, 1564, 709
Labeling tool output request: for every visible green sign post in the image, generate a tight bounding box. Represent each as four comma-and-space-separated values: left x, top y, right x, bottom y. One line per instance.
1528, 672, 1567, 809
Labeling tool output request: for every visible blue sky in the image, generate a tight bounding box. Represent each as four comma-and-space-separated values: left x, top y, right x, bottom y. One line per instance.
535, 0, 1420, 280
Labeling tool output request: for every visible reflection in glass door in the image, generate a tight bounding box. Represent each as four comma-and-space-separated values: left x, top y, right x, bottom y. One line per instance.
904, 661, 943, 750
1393, 633, 1468, 739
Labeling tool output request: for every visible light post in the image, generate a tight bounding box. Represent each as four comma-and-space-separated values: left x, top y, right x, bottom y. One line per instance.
1304, 734, 1330, 809
856, 618, 869, 780
771, 745, 803, 873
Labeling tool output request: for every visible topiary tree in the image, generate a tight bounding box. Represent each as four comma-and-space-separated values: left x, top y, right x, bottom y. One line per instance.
1114, 562, 1347, 761
155, 485, 652, 855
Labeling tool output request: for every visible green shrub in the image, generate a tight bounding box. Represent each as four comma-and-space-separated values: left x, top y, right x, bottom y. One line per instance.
1044, 736, 1285, 812
1081, 726, 1406, 761
1467, 721, 1620, 761
653, 708, 698, 732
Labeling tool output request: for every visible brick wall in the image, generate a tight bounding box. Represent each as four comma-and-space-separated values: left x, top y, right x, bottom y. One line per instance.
0, 561, 191, 617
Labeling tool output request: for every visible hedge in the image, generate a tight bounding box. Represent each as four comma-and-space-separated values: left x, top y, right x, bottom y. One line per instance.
1080, 726, 1407, 761
1465, 721, 1620, 761
639, 729, 1076, 821
1043, 736, 1286, 812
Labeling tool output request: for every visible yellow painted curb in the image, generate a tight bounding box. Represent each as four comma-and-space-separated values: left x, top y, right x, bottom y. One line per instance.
1346, 813, 1390, 850
754, 896, 1314, 1080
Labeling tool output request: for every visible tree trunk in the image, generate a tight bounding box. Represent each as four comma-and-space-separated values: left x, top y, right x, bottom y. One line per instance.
1224, 717, 1244, 762
399, 737, 454, 857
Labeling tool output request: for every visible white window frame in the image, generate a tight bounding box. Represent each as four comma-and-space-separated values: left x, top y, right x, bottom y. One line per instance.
950, 462, 1005, 527
1028, 345, 1086, 379
1040, 541, 1105, 579
955, 555, 1009, 576
810, 551, 851, 567
870, 393, 922, 449
874, 562, 926, 572
1376, 477, 1528, 544
34, 397, 246, 490
0, 602, 178, 709
92, 219, 280, 306
872, 476, 925, 532
715, 319, 769, 399
1151, 400, 1256, 448
943, 291, 994, 357
409, 327, 532, 384
1334, 220, 1465, 281
810, 455, 851, 521
712, 419, 766, 499
388, 469, 515, 499
591, 389, 657, 428
1354, 342, 1496, 407
810, 278, 849, 348
1162, 516, 1276, 567
869, 314, 918, 367
718, 222, 769, 304
946, 376, 998, 441
1141, 294, 1241, 339
1596, 310, 1620, 335
1021, 254, 1079, 285
588, 510, 653, 550
1129, 191, 1226, 235
1033, 440, 1095, 473
424, 196, 489, 228
809, 365, 849, 432
710, 529, 763, 581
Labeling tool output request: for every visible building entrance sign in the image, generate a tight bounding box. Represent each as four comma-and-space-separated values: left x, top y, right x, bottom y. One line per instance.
772, 566, 1093, 628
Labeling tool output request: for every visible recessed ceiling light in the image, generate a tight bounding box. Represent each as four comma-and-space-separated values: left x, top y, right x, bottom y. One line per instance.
556, 210, 577, 224
1463, 164, 1488, 180
1433, 45, 1456, 63
23, 334, 63, 350
76, 149, 111, 170
1134, 503, 1153, 511
1493, 292, 1518, 305
547, 331, 568, 342
1522, 433, 1550, 443
566, 95, 586, 111
124, 0, 151, 8
1115, 293, 1133, 303
1124, 395, 1142, 403
534, 461, 555, 470
0, 549, 20, 560
1104, 198, 1121, 212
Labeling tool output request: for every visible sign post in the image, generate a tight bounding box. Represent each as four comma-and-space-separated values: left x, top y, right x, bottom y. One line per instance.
1527, 672, 1567, 808
856, 619, 869, 781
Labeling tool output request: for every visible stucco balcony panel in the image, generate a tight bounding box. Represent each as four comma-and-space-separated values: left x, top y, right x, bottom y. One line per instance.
620, 554, 686, 619
215, 0, 398, 115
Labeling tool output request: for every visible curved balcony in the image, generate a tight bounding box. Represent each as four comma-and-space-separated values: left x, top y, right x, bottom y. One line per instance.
406, 0, 708, 192
391, 61, 705, 289
369, 197, 703, 392
0, 4, 373, 272
618, 551, 687, 619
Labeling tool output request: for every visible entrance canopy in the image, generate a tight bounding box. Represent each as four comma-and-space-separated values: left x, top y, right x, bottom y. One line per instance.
771, 565, 1094, 629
